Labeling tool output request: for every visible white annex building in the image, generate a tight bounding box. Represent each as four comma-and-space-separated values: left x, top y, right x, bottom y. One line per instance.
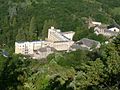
94, 25, 120, 37
15, 41, 49, 55
15, 27, 75, 59
88, 19, 120, 37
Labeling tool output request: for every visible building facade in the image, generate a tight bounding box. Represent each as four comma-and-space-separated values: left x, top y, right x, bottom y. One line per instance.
47, 27, 75, 42
15, 41, 50, 55
15, 27, 75, 59
70, 38, 101, 51
94, 25, 120, 37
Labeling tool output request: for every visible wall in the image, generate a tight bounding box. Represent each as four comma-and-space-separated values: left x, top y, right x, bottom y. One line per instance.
108, 27, 119, 32
51, 41, 74, 51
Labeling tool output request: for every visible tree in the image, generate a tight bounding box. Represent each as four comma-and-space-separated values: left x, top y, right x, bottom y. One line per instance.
113, 34, 120, 54
75, 59, 105, 90
29, 16, 37, 41
42, 19, 58, 39
12, 17, 17, 27
16, 28, 26, 41
73, 27, 90, 41
0, 55, 30, 90
96, 37, 120, 90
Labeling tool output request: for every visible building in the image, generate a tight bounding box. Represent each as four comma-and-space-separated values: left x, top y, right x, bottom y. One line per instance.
32, 46, 56, 59
15, 41, 50, 55
107, 25, 120, 32
88, 20, 102, 29
47, 27, 75, 51
94, 24, 120, 37
15, 27, 75, 59
70, 38, 101, 51
47, 27, 75, 42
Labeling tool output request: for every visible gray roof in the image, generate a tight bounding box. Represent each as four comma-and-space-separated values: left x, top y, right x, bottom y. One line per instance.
70, 44, 89, 50
107, 24, 120, 29
34, 46, 56, 53
95, 25, 119, 36
70, 38, 100, 51
76, 38, 100, 48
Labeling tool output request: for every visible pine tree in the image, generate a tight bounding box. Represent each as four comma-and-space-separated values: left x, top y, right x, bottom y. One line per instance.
12, 17, 17, 27
29, 16, 37, 41
16, 28, 26, 42
42, 19, 58, 39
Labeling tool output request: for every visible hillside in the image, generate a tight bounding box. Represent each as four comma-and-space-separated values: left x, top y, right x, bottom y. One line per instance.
0, 0, 120, 90
0, 0, 120, 48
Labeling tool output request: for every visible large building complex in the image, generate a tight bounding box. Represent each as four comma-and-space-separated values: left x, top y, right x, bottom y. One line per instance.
15, 27, 75, 59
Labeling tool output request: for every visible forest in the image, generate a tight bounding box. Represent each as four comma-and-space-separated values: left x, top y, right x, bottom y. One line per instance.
0, 0, 120, 90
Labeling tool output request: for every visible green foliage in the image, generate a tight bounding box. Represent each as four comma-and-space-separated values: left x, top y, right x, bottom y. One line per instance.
16, 28, 26, 41
47, 50, 90, 68
0, 55, 30, 90
29, 16, 37, 41
0, 0, 118, 47
73, 27, 89, 41
75, 59, 105, 89
0, 35, 120, 90
0, 0, 120, 90
113, 34, 120, 54
88, 34, 107, 43
111, 7, 120, 16
42, 19, 58, 39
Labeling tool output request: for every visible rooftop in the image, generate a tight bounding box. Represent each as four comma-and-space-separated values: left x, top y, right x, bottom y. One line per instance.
34, 46, 56, 53
16, 40, 46, 44
76, 38, 100, 48
107, 24, 120, 29
62, 31, 75, 34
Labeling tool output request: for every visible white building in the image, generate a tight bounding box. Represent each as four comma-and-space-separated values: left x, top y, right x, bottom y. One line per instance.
91, 21, 102, 26
108, 27, 119, 32
15, 41, 50, 55
47, 27, 75, 42
94, 25, 120, 37
15, 27, 75, 59
50, 41, 74, 51
47, 27, 75, 51
88, 20, 102, 29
